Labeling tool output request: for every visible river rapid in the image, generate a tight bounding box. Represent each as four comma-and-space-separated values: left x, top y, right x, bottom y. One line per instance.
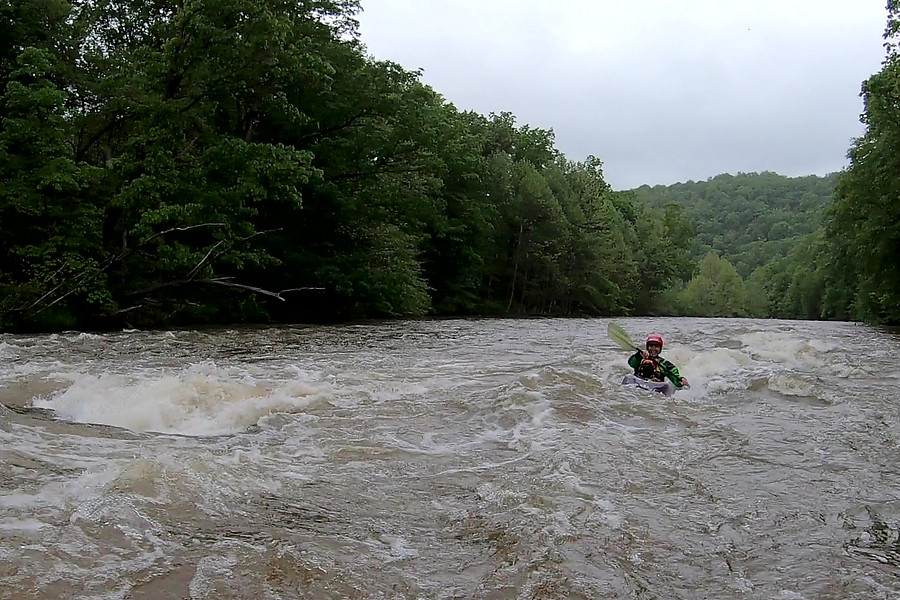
1, 317, 899, 599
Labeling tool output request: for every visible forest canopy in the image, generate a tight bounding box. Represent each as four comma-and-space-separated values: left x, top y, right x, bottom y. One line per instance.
1, 0, 898, 331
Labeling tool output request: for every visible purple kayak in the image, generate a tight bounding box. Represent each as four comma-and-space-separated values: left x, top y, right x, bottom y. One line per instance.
621, 374, 677, 397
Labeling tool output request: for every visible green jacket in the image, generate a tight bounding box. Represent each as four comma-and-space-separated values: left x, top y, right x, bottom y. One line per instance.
628, 351, 684, 387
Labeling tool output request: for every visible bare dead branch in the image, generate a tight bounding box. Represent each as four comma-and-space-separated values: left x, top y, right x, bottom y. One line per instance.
185, 240, 225, 280
33, 285, 82, 314
111, 304, 144, 315
197, 278, 325, 301
238, 228, 283, 242
197, 278, 289, 300
20, 264, 71, 312
140, 222, 228, 246
22, 249, 134, 316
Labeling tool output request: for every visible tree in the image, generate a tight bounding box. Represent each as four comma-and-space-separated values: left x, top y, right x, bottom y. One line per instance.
678, 253, 747, 317
824, 1, 900, 323
553, 157, 641, 314
63, 0, 353, 326
0, 18, 108, 329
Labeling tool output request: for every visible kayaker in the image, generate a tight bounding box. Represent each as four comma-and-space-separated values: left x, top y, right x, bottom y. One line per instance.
628, 334, 689, 389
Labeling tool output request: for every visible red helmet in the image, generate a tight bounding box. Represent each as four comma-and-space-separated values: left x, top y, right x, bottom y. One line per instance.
646, 334, 664, 348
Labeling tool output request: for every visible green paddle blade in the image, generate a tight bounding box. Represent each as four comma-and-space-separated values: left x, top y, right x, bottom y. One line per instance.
608, 322, 637, 352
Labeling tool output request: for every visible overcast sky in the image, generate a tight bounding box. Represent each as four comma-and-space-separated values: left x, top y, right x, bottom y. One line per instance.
356, 1, 888, 190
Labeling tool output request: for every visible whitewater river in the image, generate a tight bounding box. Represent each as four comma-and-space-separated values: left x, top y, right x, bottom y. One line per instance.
1, 317, 899, 599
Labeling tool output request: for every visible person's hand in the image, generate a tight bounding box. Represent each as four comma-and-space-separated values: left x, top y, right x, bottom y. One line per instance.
641, 350, 650, 359
680, 377, 689, 388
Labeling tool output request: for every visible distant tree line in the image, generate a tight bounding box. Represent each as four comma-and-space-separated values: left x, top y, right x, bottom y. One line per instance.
630, 172, 837, 320
633, 172, 836, 279
1, 0, 898, 331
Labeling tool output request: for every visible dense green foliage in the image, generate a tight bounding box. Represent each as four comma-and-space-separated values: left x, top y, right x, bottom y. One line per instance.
0, 0, 691, 331
632, 172, 836, 278
823, 1, 900, 324
2, 0, 899, 330
627, 172, 837, 319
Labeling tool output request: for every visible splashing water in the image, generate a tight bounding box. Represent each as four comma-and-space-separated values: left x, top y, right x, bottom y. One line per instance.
1, 318, 899, 599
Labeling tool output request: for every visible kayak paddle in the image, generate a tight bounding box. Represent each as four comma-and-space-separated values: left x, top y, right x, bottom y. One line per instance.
608, 322, 642, 354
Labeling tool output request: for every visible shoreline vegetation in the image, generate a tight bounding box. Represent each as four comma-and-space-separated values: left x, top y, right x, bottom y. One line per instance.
2, 0, 898, 333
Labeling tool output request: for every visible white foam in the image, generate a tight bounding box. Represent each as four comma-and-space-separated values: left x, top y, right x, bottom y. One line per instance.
738, 331, 836, 367
64, 332, 104, 342
189, 551, 241, 599
380, 534, 420, 562
0, 518, 48, 532
653, 329, 859, 396
767, 373, 819, 397
633, 347, 752, 395
30, 362, 333, 436
681, 347, 751, 380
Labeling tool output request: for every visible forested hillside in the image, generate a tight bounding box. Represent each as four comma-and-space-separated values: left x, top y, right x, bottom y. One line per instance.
1, 0, 898, 330
631, 172, 835, 278
0, 0, 692, 331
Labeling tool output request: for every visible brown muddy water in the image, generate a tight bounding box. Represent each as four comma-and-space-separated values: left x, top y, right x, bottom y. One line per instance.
1, 317, 898, 599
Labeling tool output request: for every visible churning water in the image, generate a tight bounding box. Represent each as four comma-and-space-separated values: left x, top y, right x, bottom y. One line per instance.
1, 317, 898, 599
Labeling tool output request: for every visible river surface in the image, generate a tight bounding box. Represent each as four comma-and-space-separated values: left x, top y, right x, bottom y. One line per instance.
1, 317, 899, 599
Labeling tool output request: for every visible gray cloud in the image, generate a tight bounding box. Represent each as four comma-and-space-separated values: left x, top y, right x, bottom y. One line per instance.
357, 1, 887, 190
